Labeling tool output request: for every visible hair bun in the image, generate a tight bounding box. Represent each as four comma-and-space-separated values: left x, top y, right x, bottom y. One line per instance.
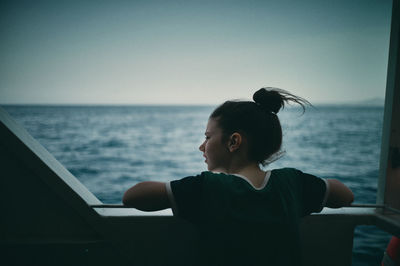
253, 88, 284, 114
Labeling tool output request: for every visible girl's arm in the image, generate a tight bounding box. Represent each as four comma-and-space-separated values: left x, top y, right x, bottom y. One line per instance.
122, 181, 170, 211
325, 179, 354, 208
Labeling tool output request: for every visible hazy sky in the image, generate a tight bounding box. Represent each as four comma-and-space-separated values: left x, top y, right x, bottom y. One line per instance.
0, 0, 393, 105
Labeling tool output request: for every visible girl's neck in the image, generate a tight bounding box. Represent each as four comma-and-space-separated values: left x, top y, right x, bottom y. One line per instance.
216, 162, 264, 177
234, 164, 264, 176
220, 163, 267, 188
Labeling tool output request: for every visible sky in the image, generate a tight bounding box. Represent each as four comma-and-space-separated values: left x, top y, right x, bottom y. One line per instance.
0, 0, 393, 105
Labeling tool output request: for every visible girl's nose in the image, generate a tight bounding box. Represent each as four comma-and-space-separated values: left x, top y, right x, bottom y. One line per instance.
199, 141, 205, 152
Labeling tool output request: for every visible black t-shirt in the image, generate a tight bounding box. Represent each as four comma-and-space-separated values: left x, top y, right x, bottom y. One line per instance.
166, 168, 328, 266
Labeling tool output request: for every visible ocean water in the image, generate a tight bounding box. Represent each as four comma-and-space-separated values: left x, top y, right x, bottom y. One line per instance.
2, 105, 390, 265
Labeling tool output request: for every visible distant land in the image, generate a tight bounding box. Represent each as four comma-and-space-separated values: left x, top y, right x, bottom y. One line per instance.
317, 97, 385, 107
347, 97, 385, 106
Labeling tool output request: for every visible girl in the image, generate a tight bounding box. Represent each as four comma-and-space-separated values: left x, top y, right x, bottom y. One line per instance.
122, 88, 354, 265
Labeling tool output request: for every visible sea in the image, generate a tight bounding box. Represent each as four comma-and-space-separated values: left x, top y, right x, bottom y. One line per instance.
2, 104, 391, 266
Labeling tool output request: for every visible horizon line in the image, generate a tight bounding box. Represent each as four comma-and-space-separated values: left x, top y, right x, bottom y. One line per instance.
0, 102, 384, 107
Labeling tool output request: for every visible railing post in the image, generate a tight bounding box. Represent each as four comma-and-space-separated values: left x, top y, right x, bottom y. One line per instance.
377, 0, 400, 210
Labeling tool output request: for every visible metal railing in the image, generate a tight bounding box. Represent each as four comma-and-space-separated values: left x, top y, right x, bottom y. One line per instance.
90, 203, 400, 215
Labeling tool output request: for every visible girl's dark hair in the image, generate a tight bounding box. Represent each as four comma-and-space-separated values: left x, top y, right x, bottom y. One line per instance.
210, 87, 310, 165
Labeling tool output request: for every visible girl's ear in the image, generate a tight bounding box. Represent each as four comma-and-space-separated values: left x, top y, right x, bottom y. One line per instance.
228, 132, 242, 152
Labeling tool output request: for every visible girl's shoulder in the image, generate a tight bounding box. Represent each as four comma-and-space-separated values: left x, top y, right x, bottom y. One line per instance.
270, 167, 301, 175
200, 168, 317, 180
200, 169, 303, 184
269, 168, 324, 189
199, 171, 241, 184
270, 167, 317, 178
198, 169, 322, 191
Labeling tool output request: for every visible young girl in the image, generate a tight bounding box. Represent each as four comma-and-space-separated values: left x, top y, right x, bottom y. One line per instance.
122, 88, 354, 265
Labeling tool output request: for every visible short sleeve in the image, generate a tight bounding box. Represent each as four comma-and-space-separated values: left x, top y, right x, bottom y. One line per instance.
300, 172, 328, 216
166, 174, 204, 221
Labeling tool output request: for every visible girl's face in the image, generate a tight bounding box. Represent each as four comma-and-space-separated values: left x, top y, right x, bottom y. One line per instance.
199, 118, 231, 172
